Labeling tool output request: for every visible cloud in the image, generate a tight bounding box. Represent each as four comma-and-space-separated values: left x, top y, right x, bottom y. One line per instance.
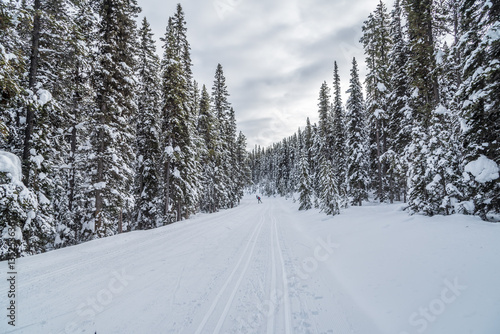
137, 0, 389, 149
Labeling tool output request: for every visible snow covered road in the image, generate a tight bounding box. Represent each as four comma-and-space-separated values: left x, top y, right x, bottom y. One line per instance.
2, 195, 500, 333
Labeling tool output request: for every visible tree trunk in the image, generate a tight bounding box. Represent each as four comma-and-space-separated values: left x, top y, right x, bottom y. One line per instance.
375, 119, 383, 201
164, 159, 170, 218
68, 123, 77, 212
118, 210, 123, 233
177, 202, 181, 222
95, 119, 105, 235
22, 0, 42, 185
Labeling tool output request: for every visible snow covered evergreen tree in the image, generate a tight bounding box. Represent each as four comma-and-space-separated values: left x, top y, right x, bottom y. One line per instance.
332, 61, 348, 207
346, 58, 369, 206
134, 17, 162, 230
60, 0, 99, 245
298, 151, 312, 210
235, 131, 251, 202
211, 63, 234, 208
198, 84, 220, 213
91, 0, 140, 236
361, 1, 392, 202
0, 0, 27, 155
386, 0, 411, 203
160, 5, 199, 222
404, 0, 443, 215
0, 152, 38, 260
457, 0, 500, 220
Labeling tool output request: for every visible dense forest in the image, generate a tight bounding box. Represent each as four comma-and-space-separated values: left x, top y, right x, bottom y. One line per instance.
0, 0, 499, 260
0, 1, 250, 259
249, 0, 499, 220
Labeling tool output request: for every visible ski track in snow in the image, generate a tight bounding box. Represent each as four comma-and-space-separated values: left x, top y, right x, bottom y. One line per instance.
1, 196, 381, 334
272, 213, 293, 334
194, 208, 266, 334
266, 210, 277, 334
5, 195, 498, 334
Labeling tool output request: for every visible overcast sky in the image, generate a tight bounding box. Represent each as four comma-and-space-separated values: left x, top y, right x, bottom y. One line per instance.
137, 0, 394, 149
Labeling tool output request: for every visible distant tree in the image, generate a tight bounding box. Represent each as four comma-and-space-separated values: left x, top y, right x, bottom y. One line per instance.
298, 151, 313, 210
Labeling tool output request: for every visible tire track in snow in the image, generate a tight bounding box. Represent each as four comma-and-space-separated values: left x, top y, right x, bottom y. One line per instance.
194, 207, 267, 334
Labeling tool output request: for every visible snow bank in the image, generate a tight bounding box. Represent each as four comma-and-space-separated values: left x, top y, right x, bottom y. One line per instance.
0, 151, 23, 184
464, 155, 499, 183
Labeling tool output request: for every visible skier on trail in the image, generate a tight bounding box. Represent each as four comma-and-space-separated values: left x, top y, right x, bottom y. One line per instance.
256, 195, 262, 204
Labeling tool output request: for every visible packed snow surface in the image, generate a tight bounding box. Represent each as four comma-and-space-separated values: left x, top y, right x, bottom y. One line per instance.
1, 195, 499, 334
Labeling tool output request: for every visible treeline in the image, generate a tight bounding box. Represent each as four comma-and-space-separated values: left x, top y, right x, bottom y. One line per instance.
249, 0, 499, 221
0, 1, 250, 258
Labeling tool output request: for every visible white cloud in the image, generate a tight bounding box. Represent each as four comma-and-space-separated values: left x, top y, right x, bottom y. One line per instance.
137, 0, 393, 148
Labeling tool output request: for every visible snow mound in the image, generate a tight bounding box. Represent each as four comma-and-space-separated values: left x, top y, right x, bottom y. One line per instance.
0, 151, 23, 184
464, 155, 499, 183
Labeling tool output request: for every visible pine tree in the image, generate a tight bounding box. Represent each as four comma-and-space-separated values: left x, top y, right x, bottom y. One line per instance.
198, 84, 221, 213
298, 151, 312, 210
211, 63, 233, 209
235, 131, 251, 202
361, 1, 392, 202
386, 0, 411, 203
0, 152, 38, 260
160, 5, 198, 222
315, 82, 341, 214
317, 81, 332, 160
332, 61, 347, 207
0, 0, 27, 155
59, 0, 98, 246
404, 0, 442, 215
134, 17, 162, 230
91, 0, 140, 236
346, 58, 369, 206
319, 157, 340, 215
457, 0, 500, 220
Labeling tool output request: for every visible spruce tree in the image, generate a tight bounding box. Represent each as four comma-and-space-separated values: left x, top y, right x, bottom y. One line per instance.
0, 152, 38, 260
346, 58, 369, 206
298, 151, 312, 210
91, 0, 140, 236
235, 131, 251, 203
211, 63, 233, 209
315, 82, 340, 214
61, 0, 98, 245
198, 84, 220, 213
386, 0, 411, 202
317, 81, 332, 160
360, 1, 392, 202
404, 0, 441, 215
160, 6, 197, 222
134, 17, 162, 230
332, 61, 347, 207
457, 0, 500, 220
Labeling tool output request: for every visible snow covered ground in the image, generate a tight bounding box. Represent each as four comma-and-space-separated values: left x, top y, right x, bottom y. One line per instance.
1, 194, 500, 334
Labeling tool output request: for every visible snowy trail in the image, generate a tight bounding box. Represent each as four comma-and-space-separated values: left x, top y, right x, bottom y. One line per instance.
2, 195, 500, 334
